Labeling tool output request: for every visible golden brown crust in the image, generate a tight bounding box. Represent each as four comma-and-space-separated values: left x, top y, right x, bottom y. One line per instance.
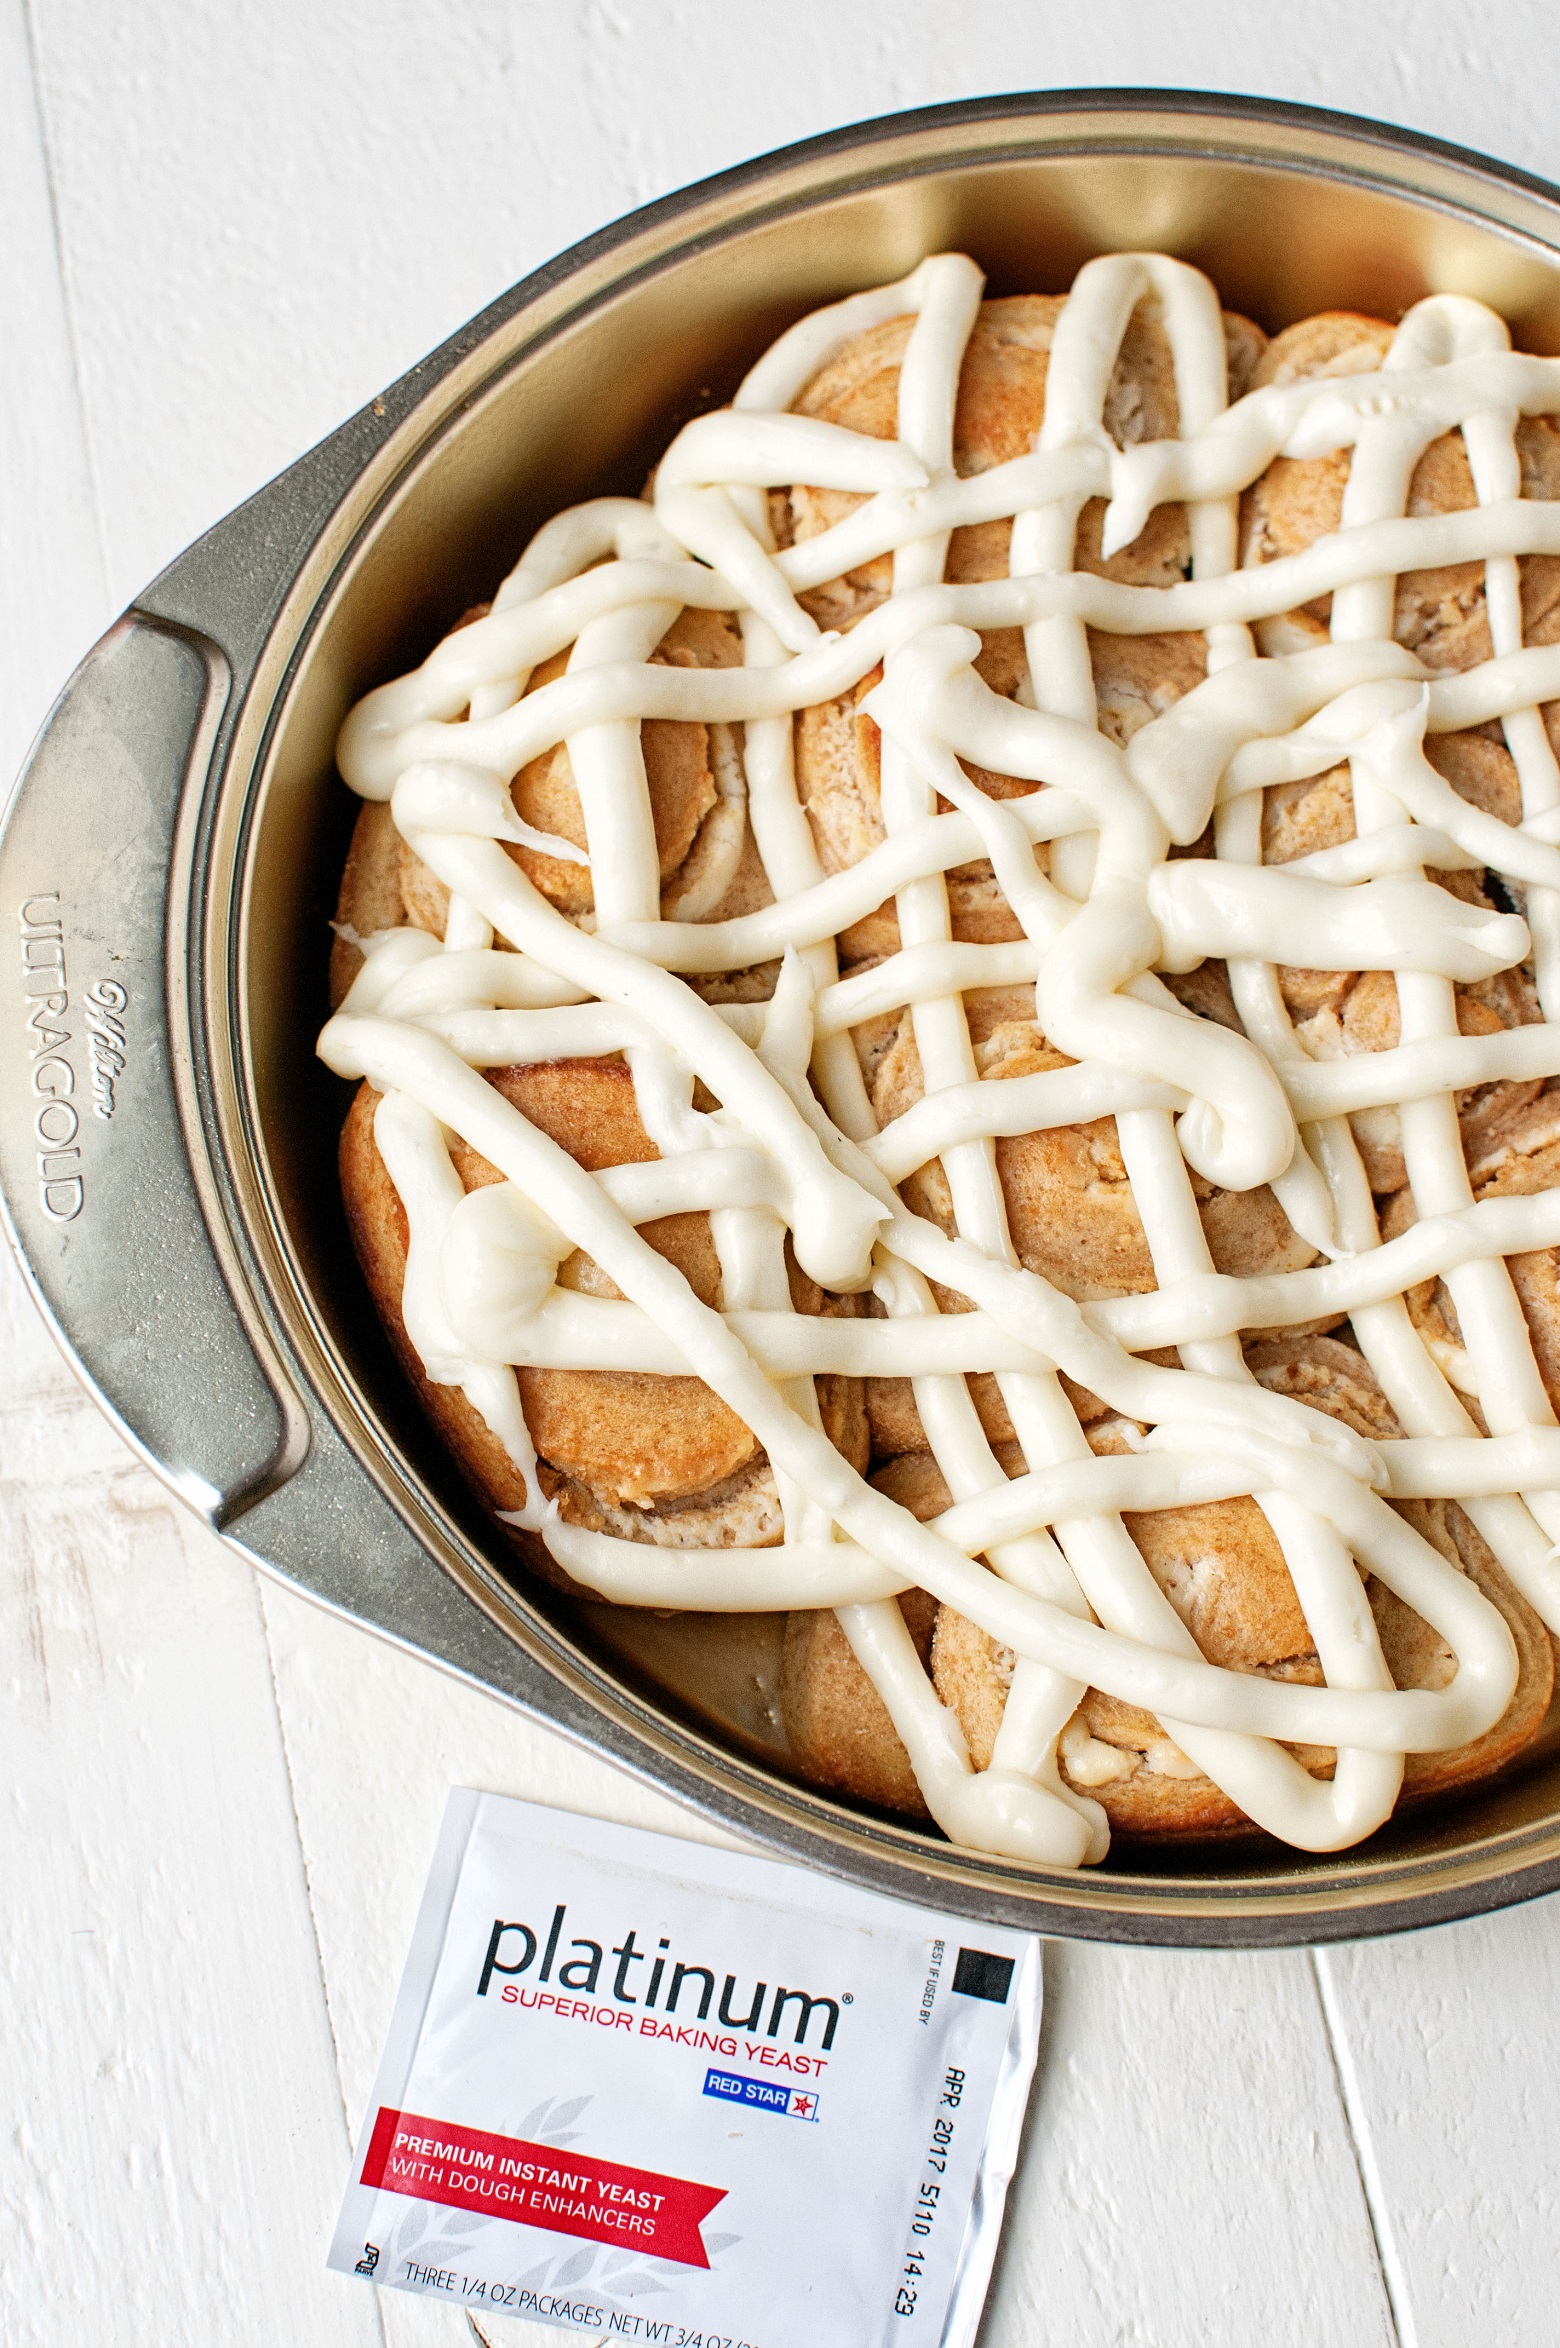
918, 1344, 1555, 1838
1386, 1500, 1554, 1800
505, 644, 721, 918
340, 1056, 865, 1539
931, 1601, 1254, 1838
788, 295, 1262, 954
522, 1368, 758, 1508
336, 282, 1560, 1850
1256, 729, 1544, 1195
394, 605, 754, 938
330, 800, 407, 1006
789, 293, 1252, 624
780, 1590, 937, 1816
1384, 1113, 1560, 1420
1242, 308, 1560, 669
1241, 307, 1560, 1224
867, 998, 1319, 1305
339, 1080, 535, 1523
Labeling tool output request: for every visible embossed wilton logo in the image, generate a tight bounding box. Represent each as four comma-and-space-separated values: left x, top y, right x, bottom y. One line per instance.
19, 893, 83, 1222
85, 978, 127, 1122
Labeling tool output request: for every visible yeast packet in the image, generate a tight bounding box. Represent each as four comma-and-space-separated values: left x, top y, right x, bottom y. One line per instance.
328, 1788, 1040, 2346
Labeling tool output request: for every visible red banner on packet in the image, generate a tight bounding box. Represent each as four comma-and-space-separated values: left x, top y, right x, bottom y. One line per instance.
361, 2106, 726, 2268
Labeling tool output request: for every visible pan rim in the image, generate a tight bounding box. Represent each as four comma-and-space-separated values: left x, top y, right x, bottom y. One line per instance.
195, 88, 1560, 1942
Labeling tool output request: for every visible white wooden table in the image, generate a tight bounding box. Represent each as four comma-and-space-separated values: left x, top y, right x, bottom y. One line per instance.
6, 8, 1560, 2341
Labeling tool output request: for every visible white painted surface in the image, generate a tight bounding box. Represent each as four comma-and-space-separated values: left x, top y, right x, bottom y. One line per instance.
0, 1256, 377, 2346
1317, 1914, 1560, 2347
0, 0, 106, 782
6, 5, 1560, 2341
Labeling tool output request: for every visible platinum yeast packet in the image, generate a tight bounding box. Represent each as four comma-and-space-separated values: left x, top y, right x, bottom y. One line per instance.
328, 1789, 1040, 2345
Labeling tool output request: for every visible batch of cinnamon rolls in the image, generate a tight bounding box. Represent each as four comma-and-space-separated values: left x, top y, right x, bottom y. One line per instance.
321, 250, 1560, 1866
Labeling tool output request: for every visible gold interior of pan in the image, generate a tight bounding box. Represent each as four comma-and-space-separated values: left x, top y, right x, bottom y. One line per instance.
239, 111, 1560, 1910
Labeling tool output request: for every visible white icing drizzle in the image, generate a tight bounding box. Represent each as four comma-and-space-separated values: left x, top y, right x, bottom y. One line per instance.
317, 250, 1560, 1865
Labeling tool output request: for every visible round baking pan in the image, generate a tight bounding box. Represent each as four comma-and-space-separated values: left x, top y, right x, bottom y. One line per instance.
10, 89, 1560, 1945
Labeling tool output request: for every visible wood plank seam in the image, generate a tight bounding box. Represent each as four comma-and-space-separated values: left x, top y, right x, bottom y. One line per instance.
17, 0, 110, 606
256, 1586, 357, 2121
1312, 1948, 1415, 2348
254, 1587, 398, 2348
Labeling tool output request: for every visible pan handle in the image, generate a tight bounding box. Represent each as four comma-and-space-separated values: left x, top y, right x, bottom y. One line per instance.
0, 611, 304, 1522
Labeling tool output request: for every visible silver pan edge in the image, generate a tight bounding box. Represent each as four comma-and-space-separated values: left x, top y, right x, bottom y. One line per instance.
11, 90, 1560, 1943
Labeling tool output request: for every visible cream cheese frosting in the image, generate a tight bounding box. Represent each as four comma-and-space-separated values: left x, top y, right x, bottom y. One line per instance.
320, 251, 1560, 1866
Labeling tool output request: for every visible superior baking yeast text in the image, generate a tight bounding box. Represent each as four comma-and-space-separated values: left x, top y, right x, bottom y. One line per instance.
327, 1791, 1040, 2345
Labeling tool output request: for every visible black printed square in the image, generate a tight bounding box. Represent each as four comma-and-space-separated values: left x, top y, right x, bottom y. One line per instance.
952, 1947, 1014, 2004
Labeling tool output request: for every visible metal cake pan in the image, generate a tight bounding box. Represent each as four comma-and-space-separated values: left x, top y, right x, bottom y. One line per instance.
10, 88, 1560, 1945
